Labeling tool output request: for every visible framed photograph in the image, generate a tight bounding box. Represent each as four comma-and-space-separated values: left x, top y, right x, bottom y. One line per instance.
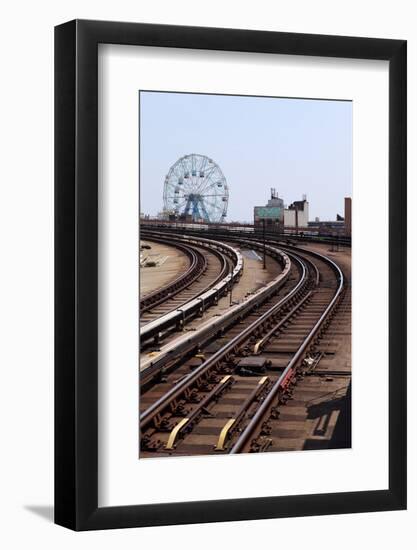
55, 19, 406, 530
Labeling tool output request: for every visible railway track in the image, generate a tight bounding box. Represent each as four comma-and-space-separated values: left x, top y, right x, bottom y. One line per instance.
139, 240, 349, 457
139, 238, 289, 378
140, 233, 243, 347
140, 221, 352, 248
140, 238, 207, 316
140, 235, 231, 324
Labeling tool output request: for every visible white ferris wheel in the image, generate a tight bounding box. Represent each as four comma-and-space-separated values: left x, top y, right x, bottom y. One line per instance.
163, 154, 228, 223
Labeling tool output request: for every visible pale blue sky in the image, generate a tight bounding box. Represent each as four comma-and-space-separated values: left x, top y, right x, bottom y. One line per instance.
140, 91, 352, 222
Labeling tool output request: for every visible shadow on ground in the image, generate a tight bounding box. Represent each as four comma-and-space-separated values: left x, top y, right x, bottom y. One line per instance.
24, 505, 54, 523
303, 381, 352, 451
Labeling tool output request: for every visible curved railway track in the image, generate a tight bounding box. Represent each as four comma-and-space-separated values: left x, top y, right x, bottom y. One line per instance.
140, 238, 207, 316
139, 240, 348, 457
139, 238, 288, 379
140, 233, 244, 348
140, 235, 231, 325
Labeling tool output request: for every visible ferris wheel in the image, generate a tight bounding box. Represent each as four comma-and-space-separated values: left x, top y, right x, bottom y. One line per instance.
163, 154, 228, 223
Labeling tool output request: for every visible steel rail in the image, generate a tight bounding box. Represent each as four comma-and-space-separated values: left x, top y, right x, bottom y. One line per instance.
139, 239, 294, 380
140, 232, 231, 317
140, 232, 243, 344
142, 232, 231, 293
164, 374, 235, 450
229, 248, 345, 454
139, 222, 352, 248
139, 248, 304, 434
140, 237, 206, 314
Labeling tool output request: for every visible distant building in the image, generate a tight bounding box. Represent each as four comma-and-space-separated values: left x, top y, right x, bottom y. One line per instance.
284, 195, 309, 228
308, 220, 345, 235
253, 188, 284, 232
308, 211, 346, 236
305, 197, 351, 237
158, 210, 169, 220
344, 197, 352, 236
166, 212, 193, 223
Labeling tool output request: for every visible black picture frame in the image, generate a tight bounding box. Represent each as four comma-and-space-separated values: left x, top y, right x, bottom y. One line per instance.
55, 19, 407, 531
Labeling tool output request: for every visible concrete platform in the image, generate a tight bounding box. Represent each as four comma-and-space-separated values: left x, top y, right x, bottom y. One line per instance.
140, 240, 189, 298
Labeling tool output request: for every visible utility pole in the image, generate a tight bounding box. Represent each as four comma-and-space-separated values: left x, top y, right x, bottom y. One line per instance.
262, 218, 266, 270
